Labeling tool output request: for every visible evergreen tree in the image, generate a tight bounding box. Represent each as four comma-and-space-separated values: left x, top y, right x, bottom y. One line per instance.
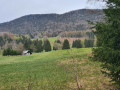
72, 41, 75, 48
24, 38, 32, 50
62, 39, 70, 50
36, 40, 43, 53
55, 40, 61, 44
76, 40, 82, 48
0, 37, 5, 47
6, 48, 11, 55
72, 40, 82, 48
92, 0, 120, 86
53, 46, 57, 51
3, 49, 7, 56
44, 39, 51, 52
84, 39, 88, 48
24, 40, 30, 49
84, 39, 94, 48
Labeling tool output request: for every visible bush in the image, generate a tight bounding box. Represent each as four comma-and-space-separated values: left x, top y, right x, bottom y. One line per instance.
53, 43, 62, 50
3, 48, 21, 56
53, 40, 62, 50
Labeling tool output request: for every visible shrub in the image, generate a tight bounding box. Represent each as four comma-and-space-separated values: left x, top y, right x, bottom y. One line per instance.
53, 43, 62, 50
3, 48, 21, 56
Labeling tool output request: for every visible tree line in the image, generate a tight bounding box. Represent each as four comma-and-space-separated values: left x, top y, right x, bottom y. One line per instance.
72, 39, 94, 48
2, 34, 95, 56
59, 31, 95, 39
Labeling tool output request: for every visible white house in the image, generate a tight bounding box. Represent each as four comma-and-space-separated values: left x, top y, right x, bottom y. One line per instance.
22, 50, 32, 55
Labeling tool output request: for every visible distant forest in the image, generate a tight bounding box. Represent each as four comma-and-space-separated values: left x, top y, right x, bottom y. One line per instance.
0, 9, 104, 36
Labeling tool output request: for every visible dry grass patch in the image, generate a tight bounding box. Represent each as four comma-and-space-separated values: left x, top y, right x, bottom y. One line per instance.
59, 58, 117, 90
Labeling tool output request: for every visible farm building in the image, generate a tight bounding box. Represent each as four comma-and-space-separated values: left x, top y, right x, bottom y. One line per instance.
22, 50, 32, 55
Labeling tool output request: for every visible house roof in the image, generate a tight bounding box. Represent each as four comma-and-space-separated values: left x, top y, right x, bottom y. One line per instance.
23, 50, 30, 53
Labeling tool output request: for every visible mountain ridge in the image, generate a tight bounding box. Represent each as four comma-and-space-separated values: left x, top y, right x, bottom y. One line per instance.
0, 9, 104, 34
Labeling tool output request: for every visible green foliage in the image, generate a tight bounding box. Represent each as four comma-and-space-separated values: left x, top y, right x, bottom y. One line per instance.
53, 46, 56, 51
24, 39, 32, 50
44, 39, 51, 52
84, 39, 94, 48
35, 40, 43, 53
86, 32, 95, 40
0, 9, 103, 35
53, 40, 62, 50
55, 40, 61, 44
33, 39, 43, 53
60, 31, 95, 39
3, 48, 21, 56
0, 36, 5, 47
0, 35, 13, 47
72, 40, 82, 48
62, 39, 70, 50
92, 0, 120, 87
92, 47, 120, 86
72, 41, 75, 48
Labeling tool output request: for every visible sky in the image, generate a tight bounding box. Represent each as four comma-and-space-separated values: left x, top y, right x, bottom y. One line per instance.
0, 0, 105, 23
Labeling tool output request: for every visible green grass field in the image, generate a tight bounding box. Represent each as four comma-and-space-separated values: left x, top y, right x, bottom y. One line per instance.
48, 37, 58, 43
47, 37, 58, 47
0, 48, 116, 90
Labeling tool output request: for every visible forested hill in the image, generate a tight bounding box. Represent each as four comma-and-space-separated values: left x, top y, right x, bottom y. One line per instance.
0, 9, 104, 34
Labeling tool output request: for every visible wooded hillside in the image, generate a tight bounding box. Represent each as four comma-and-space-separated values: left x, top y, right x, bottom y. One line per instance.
0, 9, 104, 34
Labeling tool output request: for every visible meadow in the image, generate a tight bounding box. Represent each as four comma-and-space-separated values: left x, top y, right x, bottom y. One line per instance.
0, 48, 116, 90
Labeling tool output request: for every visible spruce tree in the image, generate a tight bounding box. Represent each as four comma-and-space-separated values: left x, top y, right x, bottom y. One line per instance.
72, 40, 82, 48
36, 40, 43, 53
72, 41, 75, 48
55, 40, 61, 44
24, 39, 30, 49
6, 48, 11, 55
84, 39, 88, 48
44, 39, 51, 52
84, 39, 94, 48
76, 40, 82, 48
91, 0, 120, 86
62, 39, 70, 50
3, 49, 6, 56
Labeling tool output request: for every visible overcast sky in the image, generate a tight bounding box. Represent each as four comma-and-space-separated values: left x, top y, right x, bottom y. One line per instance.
0, 0, 105, 23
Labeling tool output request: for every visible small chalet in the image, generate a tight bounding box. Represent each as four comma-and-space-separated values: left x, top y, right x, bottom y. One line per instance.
22, 50, 32, 55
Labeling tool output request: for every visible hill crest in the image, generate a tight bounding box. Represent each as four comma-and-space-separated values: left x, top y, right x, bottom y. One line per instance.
0, 9, 104, 34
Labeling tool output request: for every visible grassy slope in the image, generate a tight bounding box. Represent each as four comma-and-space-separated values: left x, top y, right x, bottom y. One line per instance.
0, 48, 115, 90
48, 37, 58, 47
